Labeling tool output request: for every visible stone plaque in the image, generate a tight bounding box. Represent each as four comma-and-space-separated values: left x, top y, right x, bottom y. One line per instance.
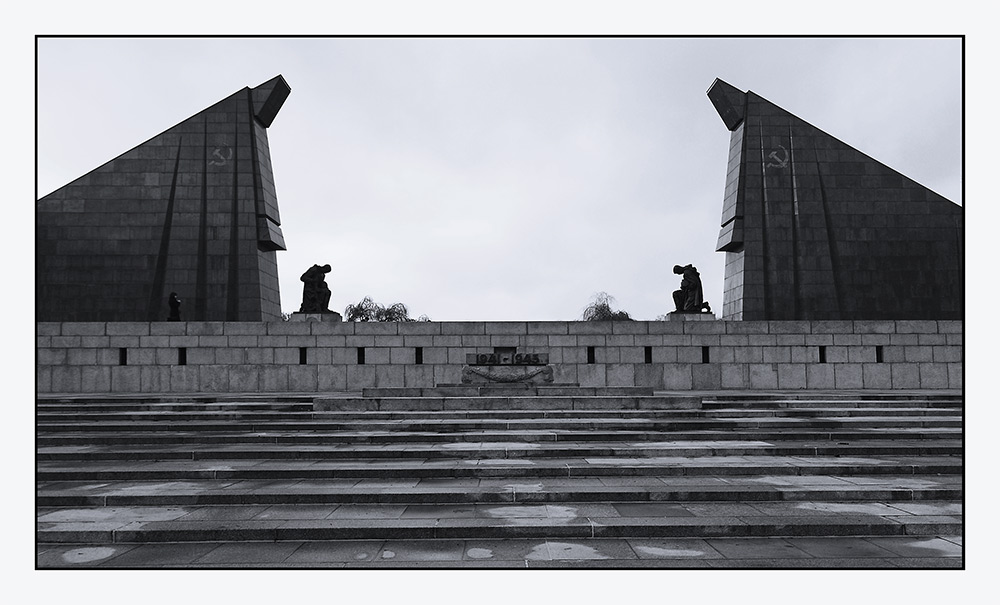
466, 352, 549, 366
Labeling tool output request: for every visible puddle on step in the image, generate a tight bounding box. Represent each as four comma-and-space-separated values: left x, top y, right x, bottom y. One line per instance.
61, 547, 118, 564
466, 548, 494, 560
634, 545, 707, 558
503, 483, 543, 492
482, 505, 578, 525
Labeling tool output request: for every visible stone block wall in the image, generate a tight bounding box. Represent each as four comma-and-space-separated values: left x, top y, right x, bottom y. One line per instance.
36, 320, 963, 394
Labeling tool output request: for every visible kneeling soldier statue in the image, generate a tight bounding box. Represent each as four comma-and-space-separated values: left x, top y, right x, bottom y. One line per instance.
672, 264, 712, 313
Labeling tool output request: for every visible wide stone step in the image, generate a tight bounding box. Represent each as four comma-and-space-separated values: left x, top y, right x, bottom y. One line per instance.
35, 426, 961, 448
37, 475, 963, 507
35, 397, 962, 417
34, 414, 964, 434
39, 536, 966, 568
39, 394, 317, 403
701, 398, 962, 409
36, 503, 963, 544
36, 454, 963, 482
34, 406, 963, 424
702, 393, 961, 401
314, 396, 705, 411
36, 393, 963, 412
35, 438, 964, 462
361, 386, 653, 397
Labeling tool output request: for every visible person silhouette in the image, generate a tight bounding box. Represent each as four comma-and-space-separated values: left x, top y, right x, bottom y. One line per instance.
168, 292, 182, 321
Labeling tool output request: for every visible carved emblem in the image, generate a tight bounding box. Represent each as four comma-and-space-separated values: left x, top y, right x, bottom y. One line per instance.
208, 146, 233, 166
766, 144, 789, 169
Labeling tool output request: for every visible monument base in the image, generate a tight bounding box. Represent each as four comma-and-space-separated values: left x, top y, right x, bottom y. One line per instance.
289, 311, 342, 322
461, 365, 554, 384
664, 312, 717, 321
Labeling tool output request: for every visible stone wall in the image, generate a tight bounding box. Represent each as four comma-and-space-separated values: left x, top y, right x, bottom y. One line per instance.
36, 320, 963, 394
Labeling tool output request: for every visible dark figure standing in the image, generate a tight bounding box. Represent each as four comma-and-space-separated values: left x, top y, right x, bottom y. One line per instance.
672, 264, 711, 313
299, 264, 333, 313
167, 292, 182, 321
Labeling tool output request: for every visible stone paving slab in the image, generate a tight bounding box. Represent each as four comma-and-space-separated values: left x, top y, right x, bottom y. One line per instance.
785, 536, 901, 558
706, 537, 813, 558
282, 540, 385, 564
324, 504, 408, 519
251, 504, 341, 519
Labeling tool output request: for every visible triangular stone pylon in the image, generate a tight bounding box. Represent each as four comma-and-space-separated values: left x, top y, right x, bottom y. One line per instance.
707, 78, 962, 320
37, 76, 291, 322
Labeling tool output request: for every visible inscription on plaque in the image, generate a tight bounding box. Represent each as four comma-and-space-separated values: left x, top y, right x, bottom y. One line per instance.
466, 353, 549, 366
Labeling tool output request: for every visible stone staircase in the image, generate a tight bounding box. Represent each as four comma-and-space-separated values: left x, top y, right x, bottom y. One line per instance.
36, 386, 963, 568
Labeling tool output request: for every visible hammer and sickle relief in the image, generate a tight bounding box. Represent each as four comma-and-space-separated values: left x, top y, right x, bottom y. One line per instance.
208, 146, 233, 166
766, 145, 789, 169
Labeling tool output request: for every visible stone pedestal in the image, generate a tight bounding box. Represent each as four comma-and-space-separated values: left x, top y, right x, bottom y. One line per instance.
664, 312, 717, 321
289, 311, 342, 322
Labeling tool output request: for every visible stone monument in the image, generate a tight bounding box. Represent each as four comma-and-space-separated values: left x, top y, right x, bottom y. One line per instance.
36, 75, 291, 322
671, 264, 712, 314
292, 264, 341, 322
707, 77, 962, 320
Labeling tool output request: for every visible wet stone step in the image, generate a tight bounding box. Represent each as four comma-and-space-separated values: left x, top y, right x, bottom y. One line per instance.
35, 428, 962, 448
34, 417, 965, 433
37, 403, 317, 413
701, 394, 961, 401
701, 400, 962, 409
34, 409, 965, 428
34, 445, 964, 463
35, 438, 965, 462
33, 535, 965, 568
34, 409, 964, 427
360, 386, 653, 397
36, 481, 964, 507
35, 391, 964, 559
35, 455, 964, 482
36, 511, 963, 544
313, 397, 704, 412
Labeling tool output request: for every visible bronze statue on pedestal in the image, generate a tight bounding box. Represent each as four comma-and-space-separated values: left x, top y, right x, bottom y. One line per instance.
298, 264, 333, 313
672, 264, 712, 313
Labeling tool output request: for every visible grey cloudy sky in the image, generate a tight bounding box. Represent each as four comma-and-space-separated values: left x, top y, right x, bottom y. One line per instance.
36, 36, 962, 321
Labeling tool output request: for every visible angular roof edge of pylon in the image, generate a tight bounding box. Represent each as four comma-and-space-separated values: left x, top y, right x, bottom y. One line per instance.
708, 77, 961, 206
39, 76, 291, 200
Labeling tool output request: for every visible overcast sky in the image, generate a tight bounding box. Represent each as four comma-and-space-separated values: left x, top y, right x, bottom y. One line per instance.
36, 36, 963, 321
